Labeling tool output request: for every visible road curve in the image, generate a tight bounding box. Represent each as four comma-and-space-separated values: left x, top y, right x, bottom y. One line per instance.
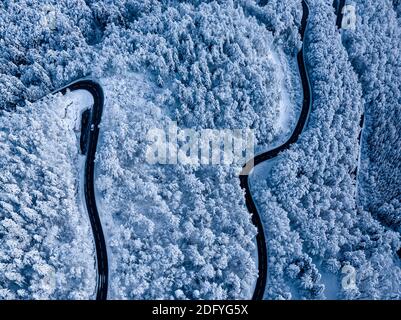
54, 80, 108, 300
242, 0, 312, 300
48, 1, 312, 301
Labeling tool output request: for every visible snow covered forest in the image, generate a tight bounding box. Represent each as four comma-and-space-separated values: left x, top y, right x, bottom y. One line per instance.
0, 92, 96, 299
251, 0, 401, 299
1, 0, 401, 300
95, 74, 258, 299
343, 0, 401, 231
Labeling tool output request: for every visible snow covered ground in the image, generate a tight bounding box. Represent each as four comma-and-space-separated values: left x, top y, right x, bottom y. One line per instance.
266, 49, 302, 150
59, 90, 94, 132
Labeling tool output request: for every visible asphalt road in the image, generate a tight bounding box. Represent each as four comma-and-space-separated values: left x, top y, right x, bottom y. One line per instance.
55, 80, 108, 300
39, 0, 400, 301
49, 0, 313, 301
241, 0, 312, 300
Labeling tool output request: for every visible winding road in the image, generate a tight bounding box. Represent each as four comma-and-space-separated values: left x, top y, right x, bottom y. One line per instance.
242, 0, 312, 300
42, 0, 399, 301
54, 80, 108, 300
49, 0, 313, 301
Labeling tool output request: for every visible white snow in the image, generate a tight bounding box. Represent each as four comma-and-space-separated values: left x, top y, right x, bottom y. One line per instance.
321, 269, 339, 300
54, 89, 94, 132
267, 48, 300, 148
313, 259, 339, 300
269, 51, 292, 134
250, 157, 280, 184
